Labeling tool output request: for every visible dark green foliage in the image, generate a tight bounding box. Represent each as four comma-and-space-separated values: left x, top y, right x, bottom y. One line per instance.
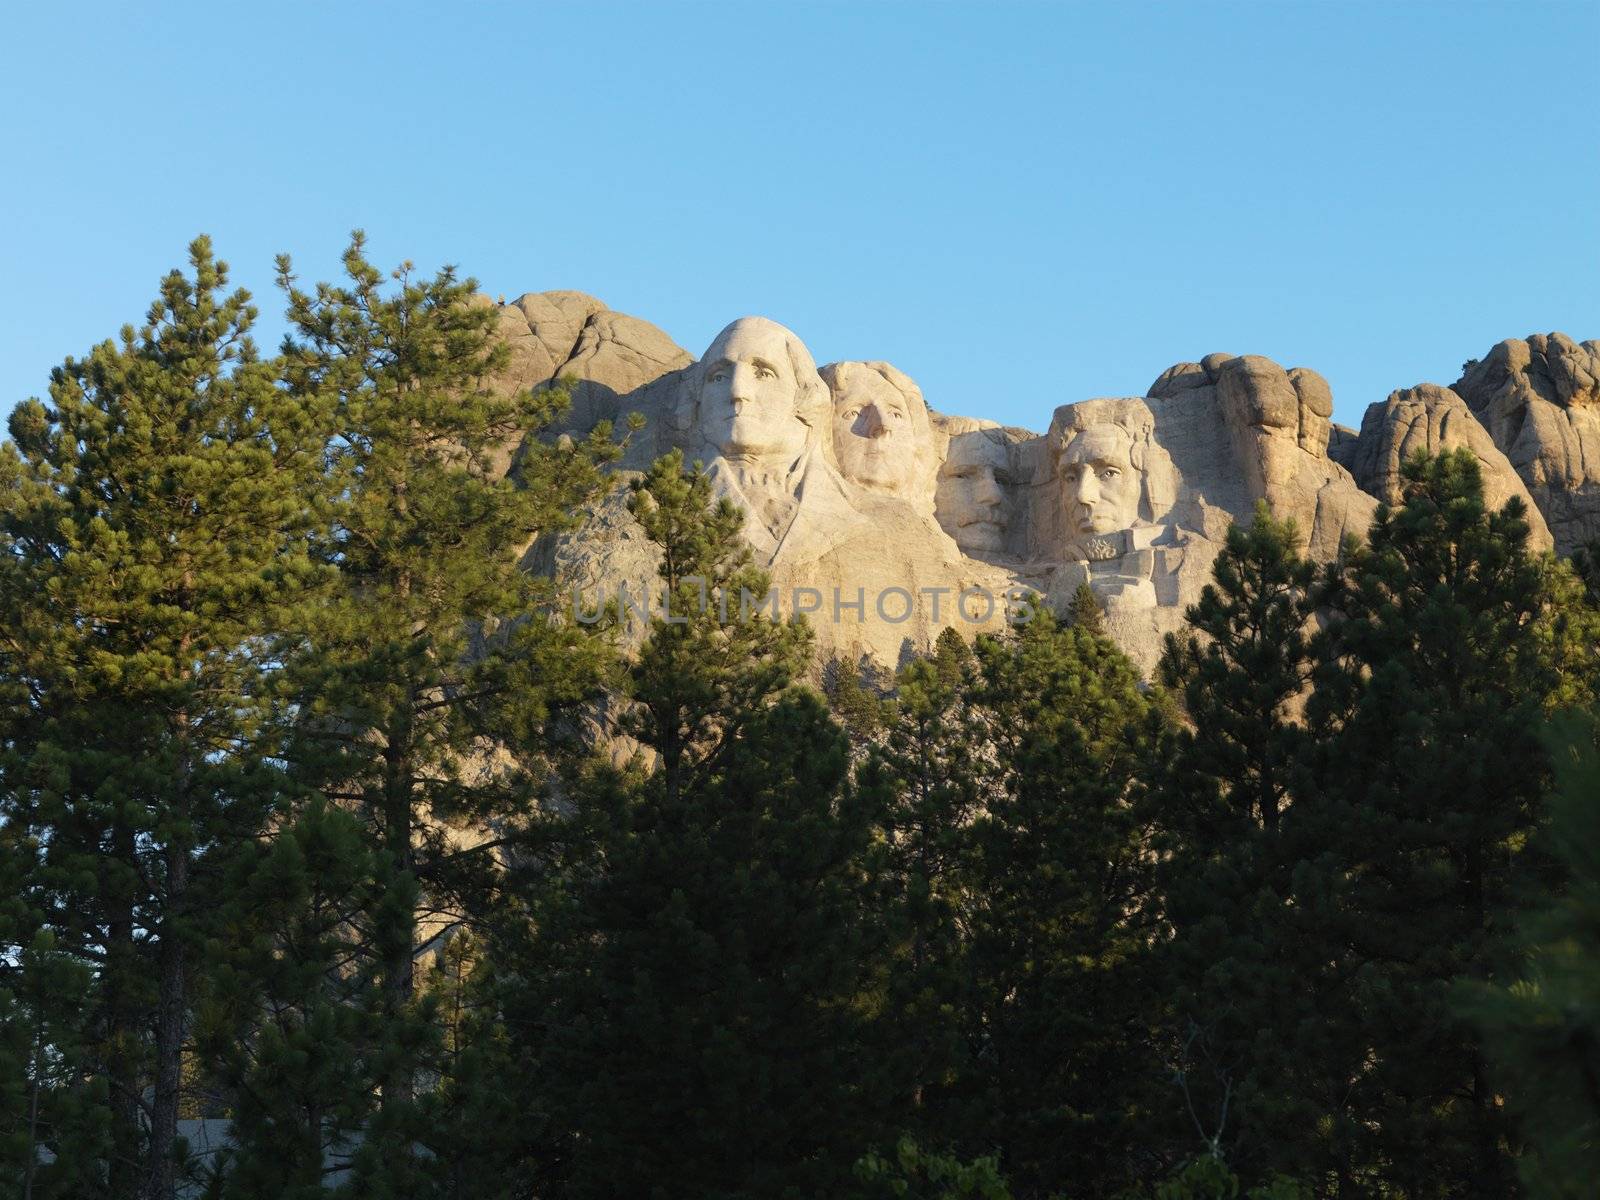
416, 930, 530, 1200
1131, 1155, 1311, 1200
500, 451, 887, 1199
0, 236, 325, 1199
1572, 539, 1600, 605
954, 607, 1169, 1197
0, 929, 110, 1198
858, 631, 986, 1129
266, 233, 621, 1186
1305, 449, 1553, 1195
195, 801, 390, 1198
1534, 552, 1600, 711
825, 653, 893, 744
1154, 506, 1344, 1180
852, 1137, 1014, 1200
1460, 711, 1600, 1200
1068, 581, 1107, 636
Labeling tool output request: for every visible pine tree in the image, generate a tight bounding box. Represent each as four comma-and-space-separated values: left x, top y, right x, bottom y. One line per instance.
1459, 710, 1600, 1200
948, 605, 1170, 1197
1153, 505, 1341, 1184
0, 925, 109, 1198
1306, 449, 1554, 1194
269, 233, 622, 1188
825, 653, 892, 746
0, 237, 326, 1199
857, 631, 986, 1134
502, 451, 890, 1198
851, 1136, 1015, 1200
1571, 539, 1600, 606
931, 625, 974, 685
1530, 552, 1600, 711
1068, 581, 1107, 637
193, 802, 389, 1198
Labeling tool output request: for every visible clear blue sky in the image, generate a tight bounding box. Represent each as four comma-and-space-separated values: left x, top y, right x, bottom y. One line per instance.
3, 0, 1595, 432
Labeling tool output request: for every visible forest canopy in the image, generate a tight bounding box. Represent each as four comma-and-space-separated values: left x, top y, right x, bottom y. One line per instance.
3, 237, 1598, 1200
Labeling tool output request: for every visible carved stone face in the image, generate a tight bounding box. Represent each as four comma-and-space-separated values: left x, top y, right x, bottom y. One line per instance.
937, 432, 1010, 553
699, 321, 809, 463
1060, 425, 1142, 540
831, 369, 923, 495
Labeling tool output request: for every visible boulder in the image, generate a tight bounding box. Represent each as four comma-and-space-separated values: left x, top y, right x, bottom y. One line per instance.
1346, 383, 1553, 550
1146, 353, 1377, 561
1454, 333, 1600, 555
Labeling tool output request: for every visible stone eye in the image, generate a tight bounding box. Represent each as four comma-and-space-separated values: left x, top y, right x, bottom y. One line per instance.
756, 366, 777, 380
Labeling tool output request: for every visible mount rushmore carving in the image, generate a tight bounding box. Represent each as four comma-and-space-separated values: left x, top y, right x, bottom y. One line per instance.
494, 292, 1597, 674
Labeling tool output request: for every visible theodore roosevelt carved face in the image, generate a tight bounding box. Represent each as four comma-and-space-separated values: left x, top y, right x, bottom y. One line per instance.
936, 428, 1012, 554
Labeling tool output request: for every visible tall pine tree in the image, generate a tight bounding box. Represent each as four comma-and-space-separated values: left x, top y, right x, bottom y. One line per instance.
0, 237, 326, 1199
501, 450, 892, 1199
950, 605, 1170, 1197
264, 232, 621, 1189
1153, 505, 1339, 1187
1306, 450, 1554, 1195
1459, 710, 1600, 1200
857, 626, 986, 1133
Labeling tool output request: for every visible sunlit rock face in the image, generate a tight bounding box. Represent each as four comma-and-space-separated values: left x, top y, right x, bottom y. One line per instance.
934, 420, 1020, 559
1146, 354, 1375, 562
1346, 383, 1553, 551
824, 361, 939, 514
504, 294, 1589, 677
1454, 333, 1600, 556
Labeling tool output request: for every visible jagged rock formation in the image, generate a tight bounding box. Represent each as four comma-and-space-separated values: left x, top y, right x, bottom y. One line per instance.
1454, 333, 1600, 555
1346, 383, 1553, 551
492, 294, 1591, 676
482, 291, 692, 475
1327, 423, 1360, 470
1147, 354, 1374, 561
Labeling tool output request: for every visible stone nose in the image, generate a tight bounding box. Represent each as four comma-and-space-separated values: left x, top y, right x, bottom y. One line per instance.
973, 470, 1002, 506
859, 405, 887, 438
728, 365, 756, 405
1072, 469, 1100, 505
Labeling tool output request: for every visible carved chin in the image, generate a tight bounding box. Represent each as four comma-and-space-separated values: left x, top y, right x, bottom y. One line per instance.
727, 427, 803, 459
846, 455, 903, 489
957, 522, 1005, 550
851, 463, 889, 482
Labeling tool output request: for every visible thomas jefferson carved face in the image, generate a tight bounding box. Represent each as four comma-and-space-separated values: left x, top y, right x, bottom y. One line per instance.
1059, 425, 1142, 539
699, 320, 810, 463
828, 363, 931, 499
937, 431, 1011, 553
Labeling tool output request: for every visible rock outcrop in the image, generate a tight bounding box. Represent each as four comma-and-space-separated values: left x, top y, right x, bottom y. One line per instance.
485, 291, 693, 474
1345, 383, 1553, 550
1146, 354, 1375, 561
495, 299, 1589, 678
1453, 333, 1600, 555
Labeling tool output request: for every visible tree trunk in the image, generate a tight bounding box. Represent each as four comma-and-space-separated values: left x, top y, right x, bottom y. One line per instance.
145, 843, 187, 1200
382, 717, 417, 1108
107, 819, 144, 1200
23, 1032, 42, 1200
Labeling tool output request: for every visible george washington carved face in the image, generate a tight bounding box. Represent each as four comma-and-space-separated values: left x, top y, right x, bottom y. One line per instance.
697, 318, 813, 463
